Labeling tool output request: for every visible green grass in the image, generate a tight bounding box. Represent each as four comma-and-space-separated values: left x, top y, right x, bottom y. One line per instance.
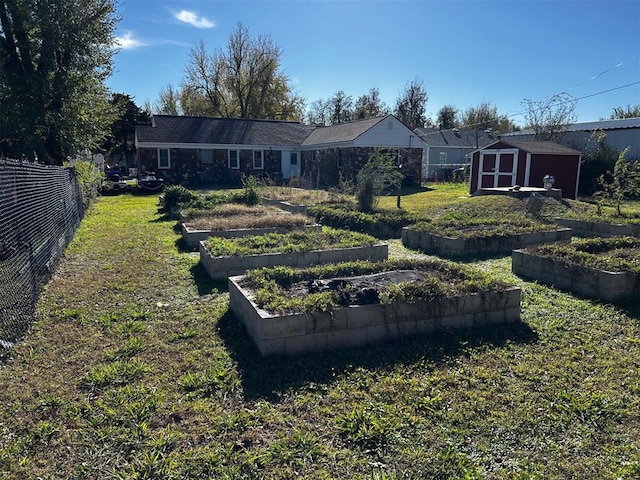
1, 190, 640, 478
201, 226, 379, 256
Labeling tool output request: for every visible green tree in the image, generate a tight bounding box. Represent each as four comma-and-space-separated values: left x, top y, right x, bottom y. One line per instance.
597, 148, 639, 214
356, 148, 404, 212
101, 93, 151, 166
609, 105, 640, 119
0, 0, 118, 164
330, 90, 353, 124
394, 79, 428, 130
436, 104, 459, 129
354, 87, 389, 120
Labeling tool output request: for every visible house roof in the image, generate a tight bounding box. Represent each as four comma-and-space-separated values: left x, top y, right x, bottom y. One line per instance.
136, 115, 315, 147
502, 117, 640, 137
414, 127, 497, 149
484, 139, 583, 156
300, 116, 388, 146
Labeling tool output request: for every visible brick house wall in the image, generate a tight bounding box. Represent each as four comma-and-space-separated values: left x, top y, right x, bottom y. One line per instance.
301, 147, 422, 187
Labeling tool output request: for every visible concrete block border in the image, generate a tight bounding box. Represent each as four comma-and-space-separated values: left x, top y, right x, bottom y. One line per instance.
512, 248, 640, 302
229, 274, 522, 356
555, 217, 640, 238
200, 242, 389, 280
181, 223, 321, 248
402, 226, 572, 258
262, 197, 308, 214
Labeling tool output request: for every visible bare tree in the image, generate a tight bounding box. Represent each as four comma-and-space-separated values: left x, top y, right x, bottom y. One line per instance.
160, 23, 303, 120
154, 85, 181, 115
394, 79, 428, 130
521, 92, 577, 142
305, 98, 331, 125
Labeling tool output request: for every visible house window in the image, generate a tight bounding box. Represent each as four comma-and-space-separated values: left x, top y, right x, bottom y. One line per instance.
291, 152, 298, 165
439, 151, 447, 164
158, 148, 170, 169
337, 149, 343, 168
201, 149, 213, 164
253, 150, 263, 169
228, 150, 239, 169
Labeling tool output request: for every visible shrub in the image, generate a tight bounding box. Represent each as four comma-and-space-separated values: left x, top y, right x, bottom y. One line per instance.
66, 159, 101, 210
308, 204, 418, 239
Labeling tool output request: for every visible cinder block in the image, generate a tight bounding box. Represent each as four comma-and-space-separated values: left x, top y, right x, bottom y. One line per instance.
327, 328, 366, 350
257, 337, 286, 356
347, 305, 384, 328
261, 314, 306, 339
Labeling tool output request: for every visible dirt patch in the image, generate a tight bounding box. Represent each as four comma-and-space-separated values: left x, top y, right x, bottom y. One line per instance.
287, 270, 428, 306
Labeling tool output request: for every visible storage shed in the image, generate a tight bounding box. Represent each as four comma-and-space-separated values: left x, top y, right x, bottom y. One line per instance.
469, 139, 583, 199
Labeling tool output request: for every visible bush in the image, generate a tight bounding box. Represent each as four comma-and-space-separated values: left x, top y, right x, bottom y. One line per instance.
66, 160, 101, 210
161, 185, 200, 214
307, 204, 418, 239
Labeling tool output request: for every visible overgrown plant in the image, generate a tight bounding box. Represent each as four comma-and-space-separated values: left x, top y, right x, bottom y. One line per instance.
65, 159, 101, 210
356, 148, 404, 212
241, 174, 262, 206
596, 148, 639, 215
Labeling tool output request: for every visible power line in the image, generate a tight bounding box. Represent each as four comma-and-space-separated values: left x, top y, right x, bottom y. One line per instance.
431, 80, 640, 133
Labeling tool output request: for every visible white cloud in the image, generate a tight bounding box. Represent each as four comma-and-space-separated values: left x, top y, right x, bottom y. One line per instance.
174, 10, 215, 29
114, 31, 146, 50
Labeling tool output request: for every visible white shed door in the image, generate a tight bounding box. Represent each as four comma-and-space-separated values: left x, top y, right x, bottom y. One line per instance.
478, 149, 519, 188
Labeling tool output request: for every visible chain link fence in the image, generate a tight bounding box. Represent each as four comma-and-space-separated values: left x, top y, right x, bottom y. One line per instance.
1, 159, 86, 357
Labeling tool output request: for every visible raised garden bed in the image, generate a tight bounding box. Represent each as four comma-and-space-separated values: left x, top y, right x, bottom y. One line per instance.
200, 228, 387, 280
229, 259, 521, 356
512, 236, 640, 302
261, 197, 309, 214
180, 203, 318, 247
402, 224, 572, 258
183, 224, 321, 248
556, 217, 640, 238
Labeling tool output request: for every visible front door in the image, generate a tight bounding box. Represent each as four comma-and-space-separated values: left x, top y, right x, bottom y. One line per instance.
478, 149, 519, 188
281, 151, 300, 179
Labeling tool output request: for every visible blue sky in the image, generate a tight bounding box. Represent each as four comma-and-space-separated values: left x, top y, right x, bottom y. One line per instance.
107, 0, 640, 126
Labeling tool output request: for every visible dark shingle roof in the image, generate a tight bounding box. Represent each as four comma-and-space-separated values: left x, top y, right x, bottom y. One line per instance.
414, 127, 496, 149
499, 139, 583, 156
136, 115, 316, 146
301, 116, 386, 146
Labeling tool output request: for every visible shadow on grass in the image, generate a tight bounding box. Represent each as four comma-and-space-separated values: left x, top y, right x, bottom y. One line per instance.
217, 308, 538, 401
189, 261, 227, 295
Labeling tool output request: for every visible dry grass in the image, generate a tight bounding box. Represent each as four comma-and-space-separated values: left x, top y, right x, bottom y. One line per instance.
261, 185, 347, 204
184, 204, 313, 231
188, 212, 312, 231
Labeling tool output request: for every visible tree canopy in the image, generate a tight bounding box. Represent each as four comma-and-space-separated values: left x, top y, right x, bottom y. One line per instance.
393, 79, 428, 130
609, 105, 640, 119
100, 93, 151, 165
154, 23, 304, 121
0, 0, 118, 164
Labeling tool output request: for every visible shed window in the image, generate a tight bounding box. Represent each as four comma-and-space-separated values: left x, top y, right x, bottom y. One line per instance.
253, 151, 263, 169
228, 150, 239, 169
158, 149, 170, 169
439, 151, 447, 163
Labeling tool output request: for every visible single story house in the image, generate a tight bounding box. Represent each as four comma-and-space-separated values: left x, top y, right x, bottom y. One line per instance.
469, 139, 583, 199
501, 117, 640, 160
414, 126, 496, 181
135, 114, 423, 187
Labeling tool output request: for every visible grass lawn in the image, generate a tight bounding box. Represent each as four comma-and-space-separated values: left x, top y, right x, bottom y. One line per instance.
1, 187, 640, 478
